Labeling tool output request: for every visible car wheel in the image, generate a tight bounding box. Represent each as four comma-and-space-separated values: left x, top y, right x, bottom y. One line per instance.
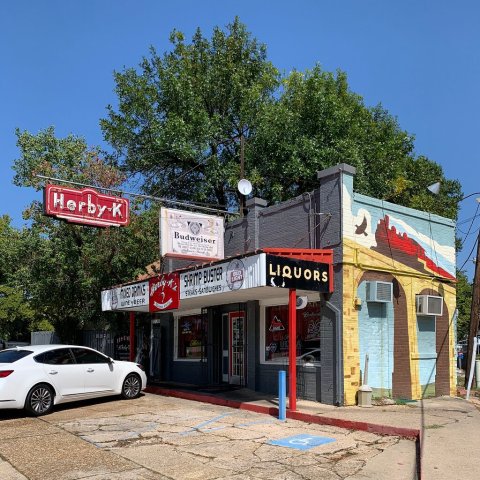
121, 373, 141, 399
25, 383, 54, 416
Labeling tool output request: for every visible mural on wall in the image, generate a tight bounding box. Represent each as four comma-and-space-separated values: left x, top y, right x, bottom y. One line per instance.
341, 184, 456, 401
343, 188, 456, 280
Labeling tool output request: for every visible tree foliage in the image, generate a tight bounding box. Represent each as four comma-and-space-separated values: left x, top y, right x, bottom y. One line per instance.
101, 18, 462, 220
12, 128, 159, 341
0, 216, 35, 340
101, 17, 279, 209
249, 67, 462, 217
455, 269, 472, 341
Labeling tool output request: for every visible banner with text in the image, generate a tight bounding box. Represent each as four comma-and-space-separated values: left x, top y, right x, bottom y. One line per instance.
160, 207, 224, 261
180, 255, 264, 299
265, 255, 331, 292
101, 281, 149, 311
149, 273, 180, 312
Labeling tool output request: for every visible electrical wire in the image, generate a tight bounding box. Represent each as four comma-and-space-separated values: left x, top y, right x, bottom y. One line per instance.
458, 236, 478, 272
459, 202, 480, 247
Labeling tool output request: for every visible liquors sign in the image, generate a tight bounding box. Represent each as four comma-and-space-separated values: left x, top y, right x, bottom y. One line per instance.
266, 255, 331, 292
44, 184, 130, 227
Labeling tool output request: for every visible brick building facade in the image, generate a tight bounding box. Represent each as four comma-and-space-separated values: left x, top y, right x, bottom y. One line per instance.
103, 163, 457, 406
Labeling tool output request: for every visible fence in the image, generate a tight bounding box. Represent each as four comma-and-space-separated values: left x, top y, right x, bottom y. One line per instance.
30, 331, 60, 345
30, 329, 135, 361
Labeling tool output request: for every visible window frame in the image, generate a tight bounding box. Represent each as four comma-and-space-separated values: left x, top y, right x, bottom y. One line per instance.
174, 309, 207, 362
34, 348, 76, 365
259, 297, 322, 366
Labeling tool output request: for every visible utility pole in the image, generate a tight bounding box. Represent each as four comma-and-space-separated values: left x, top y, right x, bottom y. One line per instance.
465, 231, 480, 386
239, 132, 245, 218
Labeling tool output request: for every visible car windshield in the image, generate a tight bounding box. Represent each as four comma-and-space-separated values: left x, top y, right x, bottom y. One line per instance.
0, 349, 33, 363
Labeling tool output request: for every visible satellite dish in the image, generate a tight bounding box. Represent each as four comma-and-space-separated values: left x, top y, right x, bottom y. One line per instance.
296, 295, 308, 310
237, 179, 252, 196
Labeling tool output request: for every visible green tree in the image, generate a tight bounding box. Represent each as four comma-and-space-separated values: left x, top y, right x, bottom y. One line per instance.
101, 16, 279, 209
455, 269, 472, 341
250, 67, 462, 218
0, 216, 35, 340
12, 128, 159, 341
101, 19, 461, 221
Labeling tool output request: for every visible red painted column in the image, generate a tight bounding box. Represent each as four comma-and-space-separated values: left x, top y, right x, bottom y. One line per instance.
288, 288, 297, 411
129, 312, 135, 362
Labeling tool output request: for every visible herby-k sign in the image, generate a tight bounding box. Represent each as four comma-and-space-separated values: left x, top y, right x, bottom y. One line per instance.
44, 184, 130, 227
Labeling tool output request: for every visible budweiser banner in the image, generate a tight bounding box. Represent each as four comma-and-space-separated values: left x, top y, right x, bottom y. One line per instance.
44, 184, 129, 227
160, 207, 224, 261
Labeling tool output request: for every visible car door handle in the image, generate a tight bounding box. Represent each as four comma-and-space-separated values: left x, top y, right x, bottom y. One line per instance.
87, 368, 95, 373
49, 370, 58, 375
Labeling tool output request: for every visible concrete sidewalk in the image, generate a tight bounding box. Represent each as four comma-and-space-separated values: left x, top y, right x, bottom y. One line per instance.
146, 385, 480, 480
1, 387, 478, 480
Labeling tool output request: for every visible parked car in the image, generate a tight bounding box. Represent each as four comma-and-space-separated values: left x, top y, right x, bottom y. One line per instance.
0, 344, 147, 416
297, 348, 321, 366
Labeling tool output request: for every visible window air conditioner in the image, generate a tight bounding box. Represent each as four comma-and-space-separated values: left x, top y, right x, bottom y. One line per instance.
416, 295, 443, 316
365, 281, 393, 303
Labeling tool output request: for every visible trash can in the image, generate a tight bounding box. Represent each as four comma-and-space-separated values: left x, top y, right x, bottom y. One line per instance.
358, 384, 373, 407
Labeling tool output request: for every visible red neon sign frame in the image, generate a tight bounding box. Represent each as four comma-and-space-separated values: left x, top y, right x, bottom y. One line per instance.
44, 184, 130, 227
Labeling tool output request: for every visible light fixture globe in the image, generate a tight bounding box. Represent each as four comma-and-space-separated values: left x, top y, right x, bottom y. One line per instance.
427, 182, 441, 195
237, 178, 252, 196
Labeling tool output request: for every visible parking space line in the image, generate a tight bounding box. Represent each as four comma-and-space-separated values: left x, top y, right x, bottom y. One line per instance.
179, 412, 234, 435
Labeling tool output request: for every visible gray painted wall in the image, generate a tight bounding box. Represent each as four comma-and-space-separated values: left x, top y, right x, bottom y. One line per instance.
153, 165, 350, 405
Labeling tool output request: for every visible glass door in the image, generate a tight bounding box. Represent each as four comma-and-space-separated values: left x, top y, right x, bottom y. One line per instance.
229, 311, 245, 385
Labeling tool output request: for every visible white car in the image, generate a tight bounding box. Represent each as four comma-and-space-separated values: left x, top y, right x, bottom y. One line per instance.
0, 344, 147, 416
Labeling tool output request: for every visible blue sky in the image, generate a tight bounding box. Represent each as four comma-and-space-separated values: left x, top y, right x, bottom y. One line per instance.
1, 1, 479, 279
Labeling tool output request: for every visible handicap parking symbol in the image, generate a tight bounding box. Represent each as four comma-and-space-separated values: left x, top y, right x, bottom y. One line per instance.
268, 433, 336, 451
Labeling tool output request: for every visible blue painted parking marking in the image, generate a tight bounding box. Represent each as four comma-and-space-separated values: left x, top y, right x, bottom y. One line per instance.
268, 434, 336, 451
179, 412, 234, 435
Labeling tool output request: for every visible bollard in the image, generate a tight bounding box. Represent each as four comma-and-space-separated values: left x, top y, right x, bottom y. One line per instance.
278, 370, 286, 421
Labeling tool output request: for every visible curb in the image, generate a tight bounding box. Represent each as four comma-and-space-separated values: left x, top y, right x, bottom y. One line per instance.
145, 386, 420, 439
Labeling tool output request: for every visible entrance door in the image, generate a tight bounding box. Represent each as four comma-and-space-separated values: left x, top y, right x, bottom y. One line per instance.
221, 311, 246, 385
150, 321, 161, 379
416, 315, 436, 397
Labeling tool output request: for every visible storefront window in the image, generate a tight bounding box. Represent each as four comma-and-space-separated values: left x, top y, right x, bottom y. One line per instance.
176, 314, 207, 360
264, 303, 321, 364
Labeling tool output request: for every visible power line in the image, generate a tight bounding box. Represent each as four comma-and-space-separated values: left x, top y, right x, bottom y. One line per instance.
458, 236, 478, 272
35, 175, 229, 216
459, 202, 480, 247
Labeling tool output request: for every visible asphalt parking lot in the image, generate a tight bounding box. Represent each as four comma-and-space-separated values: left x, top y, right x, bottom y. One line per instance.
0, 392, 416, 480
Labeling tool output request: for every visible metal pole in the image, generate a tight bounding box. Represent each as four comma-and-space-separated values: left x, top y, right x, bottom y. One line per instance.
288, 288, 297, 411
466, 337, 478, 400
465, 231, 480, 386
239, 133, 245, 218
129, 312, 135, 362
278, 370, 286, 420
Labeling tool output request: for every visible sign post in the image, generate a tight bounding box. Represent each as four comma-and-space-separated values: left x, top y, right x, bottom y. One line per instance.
289, 288, 297, 411
278, 370, 286, 420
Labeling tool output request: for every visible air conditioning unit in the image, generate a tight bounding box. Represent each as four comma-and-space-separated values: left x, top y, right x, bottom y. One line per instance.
416, 295, 443, 316
365, 281, 393, 303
